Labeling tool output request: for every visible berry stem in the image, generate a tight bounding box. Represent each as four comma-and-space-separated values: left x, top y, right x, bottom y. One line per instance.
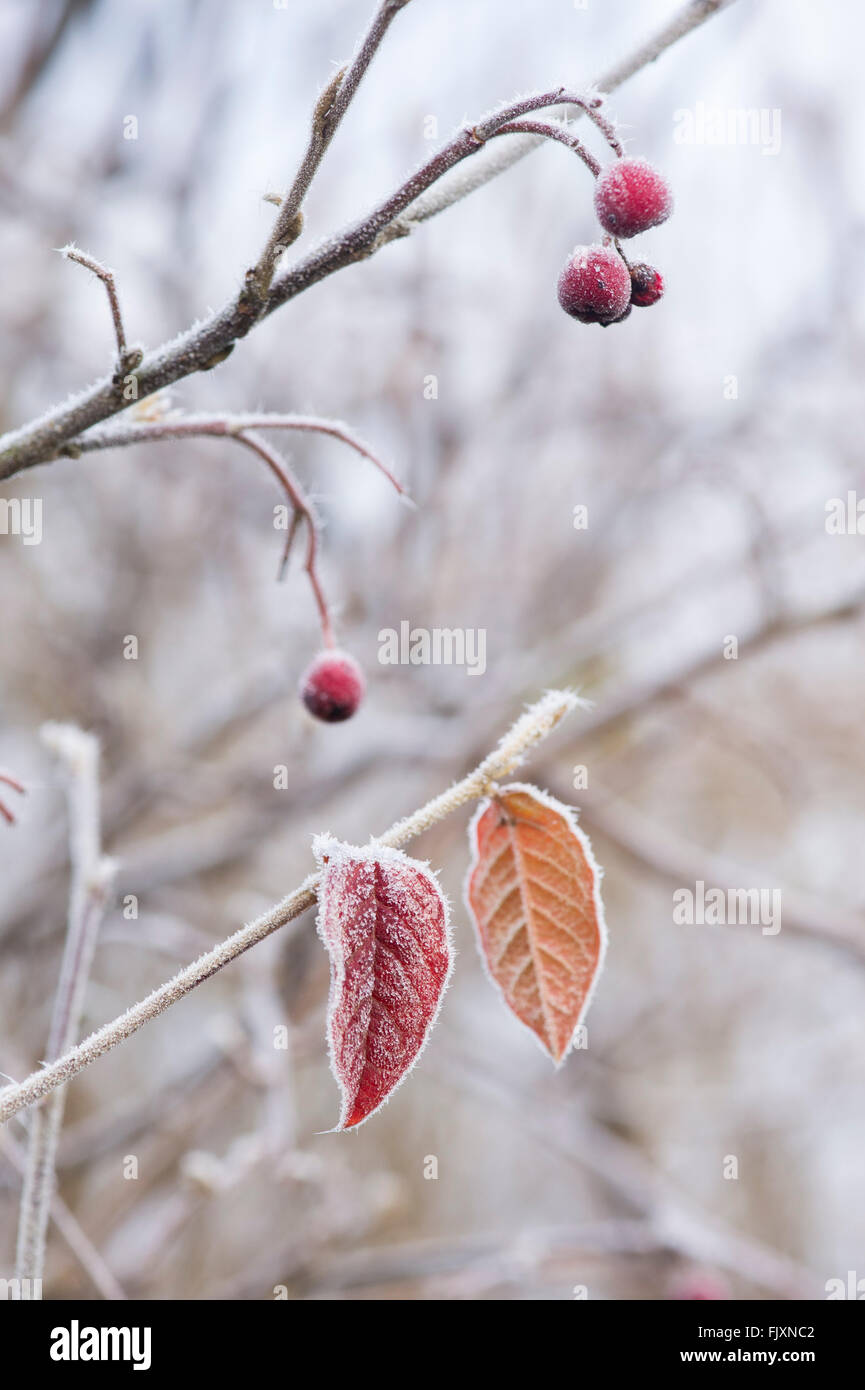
61, 411, 408, 649
571, 95, 625, 158
70, 415, 343, 647
489, 119, 601, 177
234, 430, 337, 650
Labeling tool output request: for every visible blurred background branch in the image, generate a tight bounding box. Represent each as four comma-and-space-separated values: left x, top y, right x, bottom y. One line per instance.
13, 724, 116, 1289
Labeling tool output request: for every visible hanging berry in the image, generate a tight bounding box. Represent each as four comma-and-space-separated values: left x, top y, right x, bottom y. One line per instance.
557, 244, 631, 326
628, 261, 665, 307
594, 157, 673, 239
300, 650, 365, 722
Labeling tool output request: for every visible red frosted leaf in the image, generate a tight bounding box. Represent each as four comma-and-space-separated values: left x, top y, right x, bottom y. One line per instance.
465, 783, 606, 1064
313, 835, 453, 1129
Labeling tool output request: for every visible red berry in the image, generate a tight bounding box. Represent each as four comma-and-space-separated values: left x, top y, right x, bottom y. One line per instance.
300, 649, 365, 723
557, 244, 631, 325
629, 262, 664, 307
594, 157, 673, 239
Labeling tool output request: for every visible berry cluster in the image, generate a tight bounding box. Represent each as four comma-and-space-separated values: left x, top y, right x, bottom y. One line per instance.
300, 118, 673, 725
558, 156, 672, 327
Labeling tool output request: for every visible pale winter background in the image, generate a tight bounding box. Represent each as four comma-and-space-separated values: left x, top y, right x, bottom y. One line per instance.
1, 0, 863, 1301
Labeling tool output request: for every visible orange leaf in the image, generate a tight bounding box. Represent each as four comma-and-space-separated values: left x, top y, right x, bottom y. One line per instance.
465, 783, 606, 1063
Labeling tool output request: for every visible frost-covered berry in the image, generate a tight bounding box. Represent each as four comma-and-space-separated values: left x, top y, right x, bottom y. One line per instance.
594, 158, 673, 239
629, 262, 664, 307
300, 649, 365, 722
557, 244, 631, 325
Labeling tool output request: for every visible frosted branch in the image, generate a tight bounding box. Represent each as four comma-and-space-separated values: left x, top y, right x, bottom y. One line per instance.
62, 412, 406, 497
0, 691, 578, 1129
60, 413, 405, 646
0, 0, 738, 481
246, 0, 414, 307
1, 1129, 126, 1300
401, 0, 737, 226
14, 725, 117, 1286
61, 246, 141, 378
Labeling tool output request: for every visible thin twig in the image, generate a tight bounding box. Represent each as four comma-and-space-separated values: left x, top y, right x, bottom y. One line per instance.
403, 0, 738, 226
63, 414, 398, 644
61, 246, 140, 377
0, 1130, 126, 1300
247, 0, 414, 307
0, 690, 578, 1128
570, 94, 625, 159
60, 412, 407, 497
236, 429, 335, 646
0, 0, 739, 481
14, 724, 117, 1287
